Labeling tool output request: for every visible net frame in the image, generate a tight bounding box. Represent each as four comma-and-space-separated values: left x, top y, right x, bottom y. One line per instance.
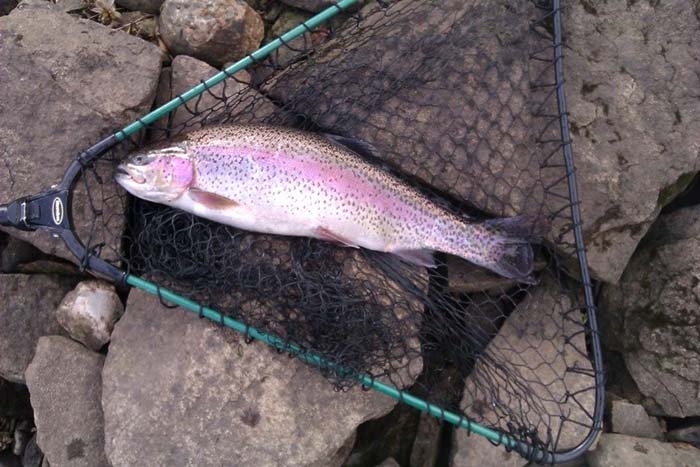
0, 0, 604, 463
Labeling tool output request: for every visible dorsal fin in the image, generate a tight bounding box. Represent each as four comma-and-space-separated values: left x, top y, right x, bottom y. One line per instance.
322, 133, 381, 160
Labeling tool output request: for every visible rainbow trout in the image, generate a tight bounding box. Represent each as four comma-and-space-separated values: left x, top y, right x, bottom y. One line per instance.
116, 124, 540, 281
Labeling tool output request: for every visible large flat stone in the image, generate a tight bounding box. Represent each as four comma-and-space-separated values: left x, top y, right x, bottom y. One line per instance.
586, 434, 700, 467
102, 288, 419, 466
0, 0, 161, 263
451, 279, 596, 466
563, 0, 700, 283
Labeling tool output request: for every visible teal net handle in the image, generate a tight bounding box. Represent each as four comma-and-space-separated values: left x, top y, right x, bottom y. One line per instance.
114, 0, 361, 141
108, 0, 517, 455
126, 274, 516, 449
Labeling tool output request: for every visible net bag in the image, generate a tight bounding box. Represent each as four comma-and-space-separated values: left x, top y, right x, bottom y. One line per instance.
0, 0, 603, 464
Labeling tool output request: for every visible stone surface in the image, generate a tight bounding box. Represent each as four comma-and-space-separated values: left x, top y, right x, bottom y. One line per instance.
376, 458, 400, 467
563, 0, 700, 283
409, 411, 442, 467
25, 336, 108, 467
265, 0, 547, 222
587, 433, 700, 467
600, 205, 700, 417
0, 274, 76, 383
280, 0, 335, 12
0, 237, 43, 273
610, 400, 664, 440
451, 279, 597, 466
0, 0, 161, 263
21, 434, 45, 467
55, 280, 124, 351
668, 425, 700, 448
103, 288, 420, 467
152, 55, 278, 135
115, 0, 163, 14
159, 0, 264, 66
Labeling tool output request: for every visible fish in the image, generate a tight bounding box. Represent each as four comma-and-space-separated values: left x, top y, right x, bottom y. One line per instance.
115, 124, 542, 281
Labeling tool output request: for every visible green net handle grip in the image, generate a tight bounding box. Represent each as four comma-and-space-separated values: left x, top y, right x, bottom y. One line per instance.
114, 0, 360, 141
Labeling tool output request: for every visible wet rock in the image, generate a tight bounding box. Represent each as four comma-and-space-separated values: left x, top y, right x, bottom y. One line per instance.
668, 425, 700, 448
610, 400, 664, 440
103, 287, 421, 466
159, 0, 264, 66
55, 280, 124, 351
25, 336, 108, 467
152, 55, 278, 135
600, 205, 700, 417
280, 0, 335, 12
563, 0, 700, 283
0, 274, 77, 383
265, 0, 545, 223
587, 433, 700, 467
0, 0, 161, 263
451, 279, 596, 466
410, 412, 442, 467
115, 0, 163, 14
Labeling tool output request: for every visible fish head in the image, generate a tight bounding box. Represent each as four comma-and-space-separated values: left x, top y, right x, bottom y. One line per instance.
115, 143, 194, 204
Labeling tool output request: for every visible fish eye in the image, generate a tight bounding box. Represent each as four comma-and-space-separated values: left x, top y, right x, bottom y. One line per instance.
131, 154, 151, 166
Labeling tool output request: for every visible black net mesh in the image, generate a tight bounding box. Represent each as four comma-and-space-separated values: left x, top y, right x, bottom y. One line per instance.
66, 0, 601, 462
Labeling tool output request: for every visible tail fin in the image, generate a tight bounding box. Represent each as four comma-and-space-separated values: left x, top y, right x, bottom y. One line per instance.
468, 214, 548, 283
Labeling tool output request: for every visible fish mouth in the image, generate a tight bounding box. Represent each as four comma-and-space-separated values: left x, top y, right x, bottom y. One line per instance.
115, 164, 146, 184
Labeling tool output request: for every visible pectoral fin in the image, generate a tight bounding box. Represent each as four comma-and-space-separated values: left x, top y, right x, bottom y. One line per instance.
393, 249, 436, 268
314, 226, 359, 248
188, 188, 239, 210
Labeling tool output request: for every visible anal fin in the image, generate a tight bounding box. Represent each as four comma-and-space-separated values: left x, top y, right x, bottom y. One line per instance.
188, 188, 239, 210
314, 226, 359, 248
393, 249, 436, 268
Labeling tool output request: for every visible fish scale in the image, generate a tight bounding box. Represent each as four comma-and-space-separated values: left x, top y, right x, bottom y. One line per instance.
115, 124, 538, 281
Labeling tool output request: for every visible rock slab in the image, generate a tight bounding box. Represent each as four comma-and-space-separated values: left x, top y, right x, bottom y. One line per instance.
0, 0, 161, 262
159, 0, 264, 66
587, 434, 700, 467
600, 205, 700, 417
610, 400, 664, 440
56, 280, 124, 351
102, 288, 409, 467
25, 336, 109, 467
0, 274, 76, 383
563, 0, 700, 283
451, 279, 597, 466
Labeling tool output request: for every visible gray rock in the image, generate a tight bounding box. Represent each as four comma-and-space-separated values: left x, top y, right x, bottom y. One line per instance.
115, 0, 163, 14
587, 433, 700, 467
265, 0, 546, 222
451, 280, 596, 466
668, 425, 700, 448
0, 0, 161, 263
152, 55, 278, 134
562, 0, 700, 283
103, 287, 421, 467
25, 336, 108, 467
55, 280, 124, 351
600, 205, 700, 417
12, 420, 32, 456
159, 0, 264, 66
376, 458, 400, 467
610, 400, 664, 440
0, 274, 76, 383
280, 0, 335, 13
410, 411, 442, 467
